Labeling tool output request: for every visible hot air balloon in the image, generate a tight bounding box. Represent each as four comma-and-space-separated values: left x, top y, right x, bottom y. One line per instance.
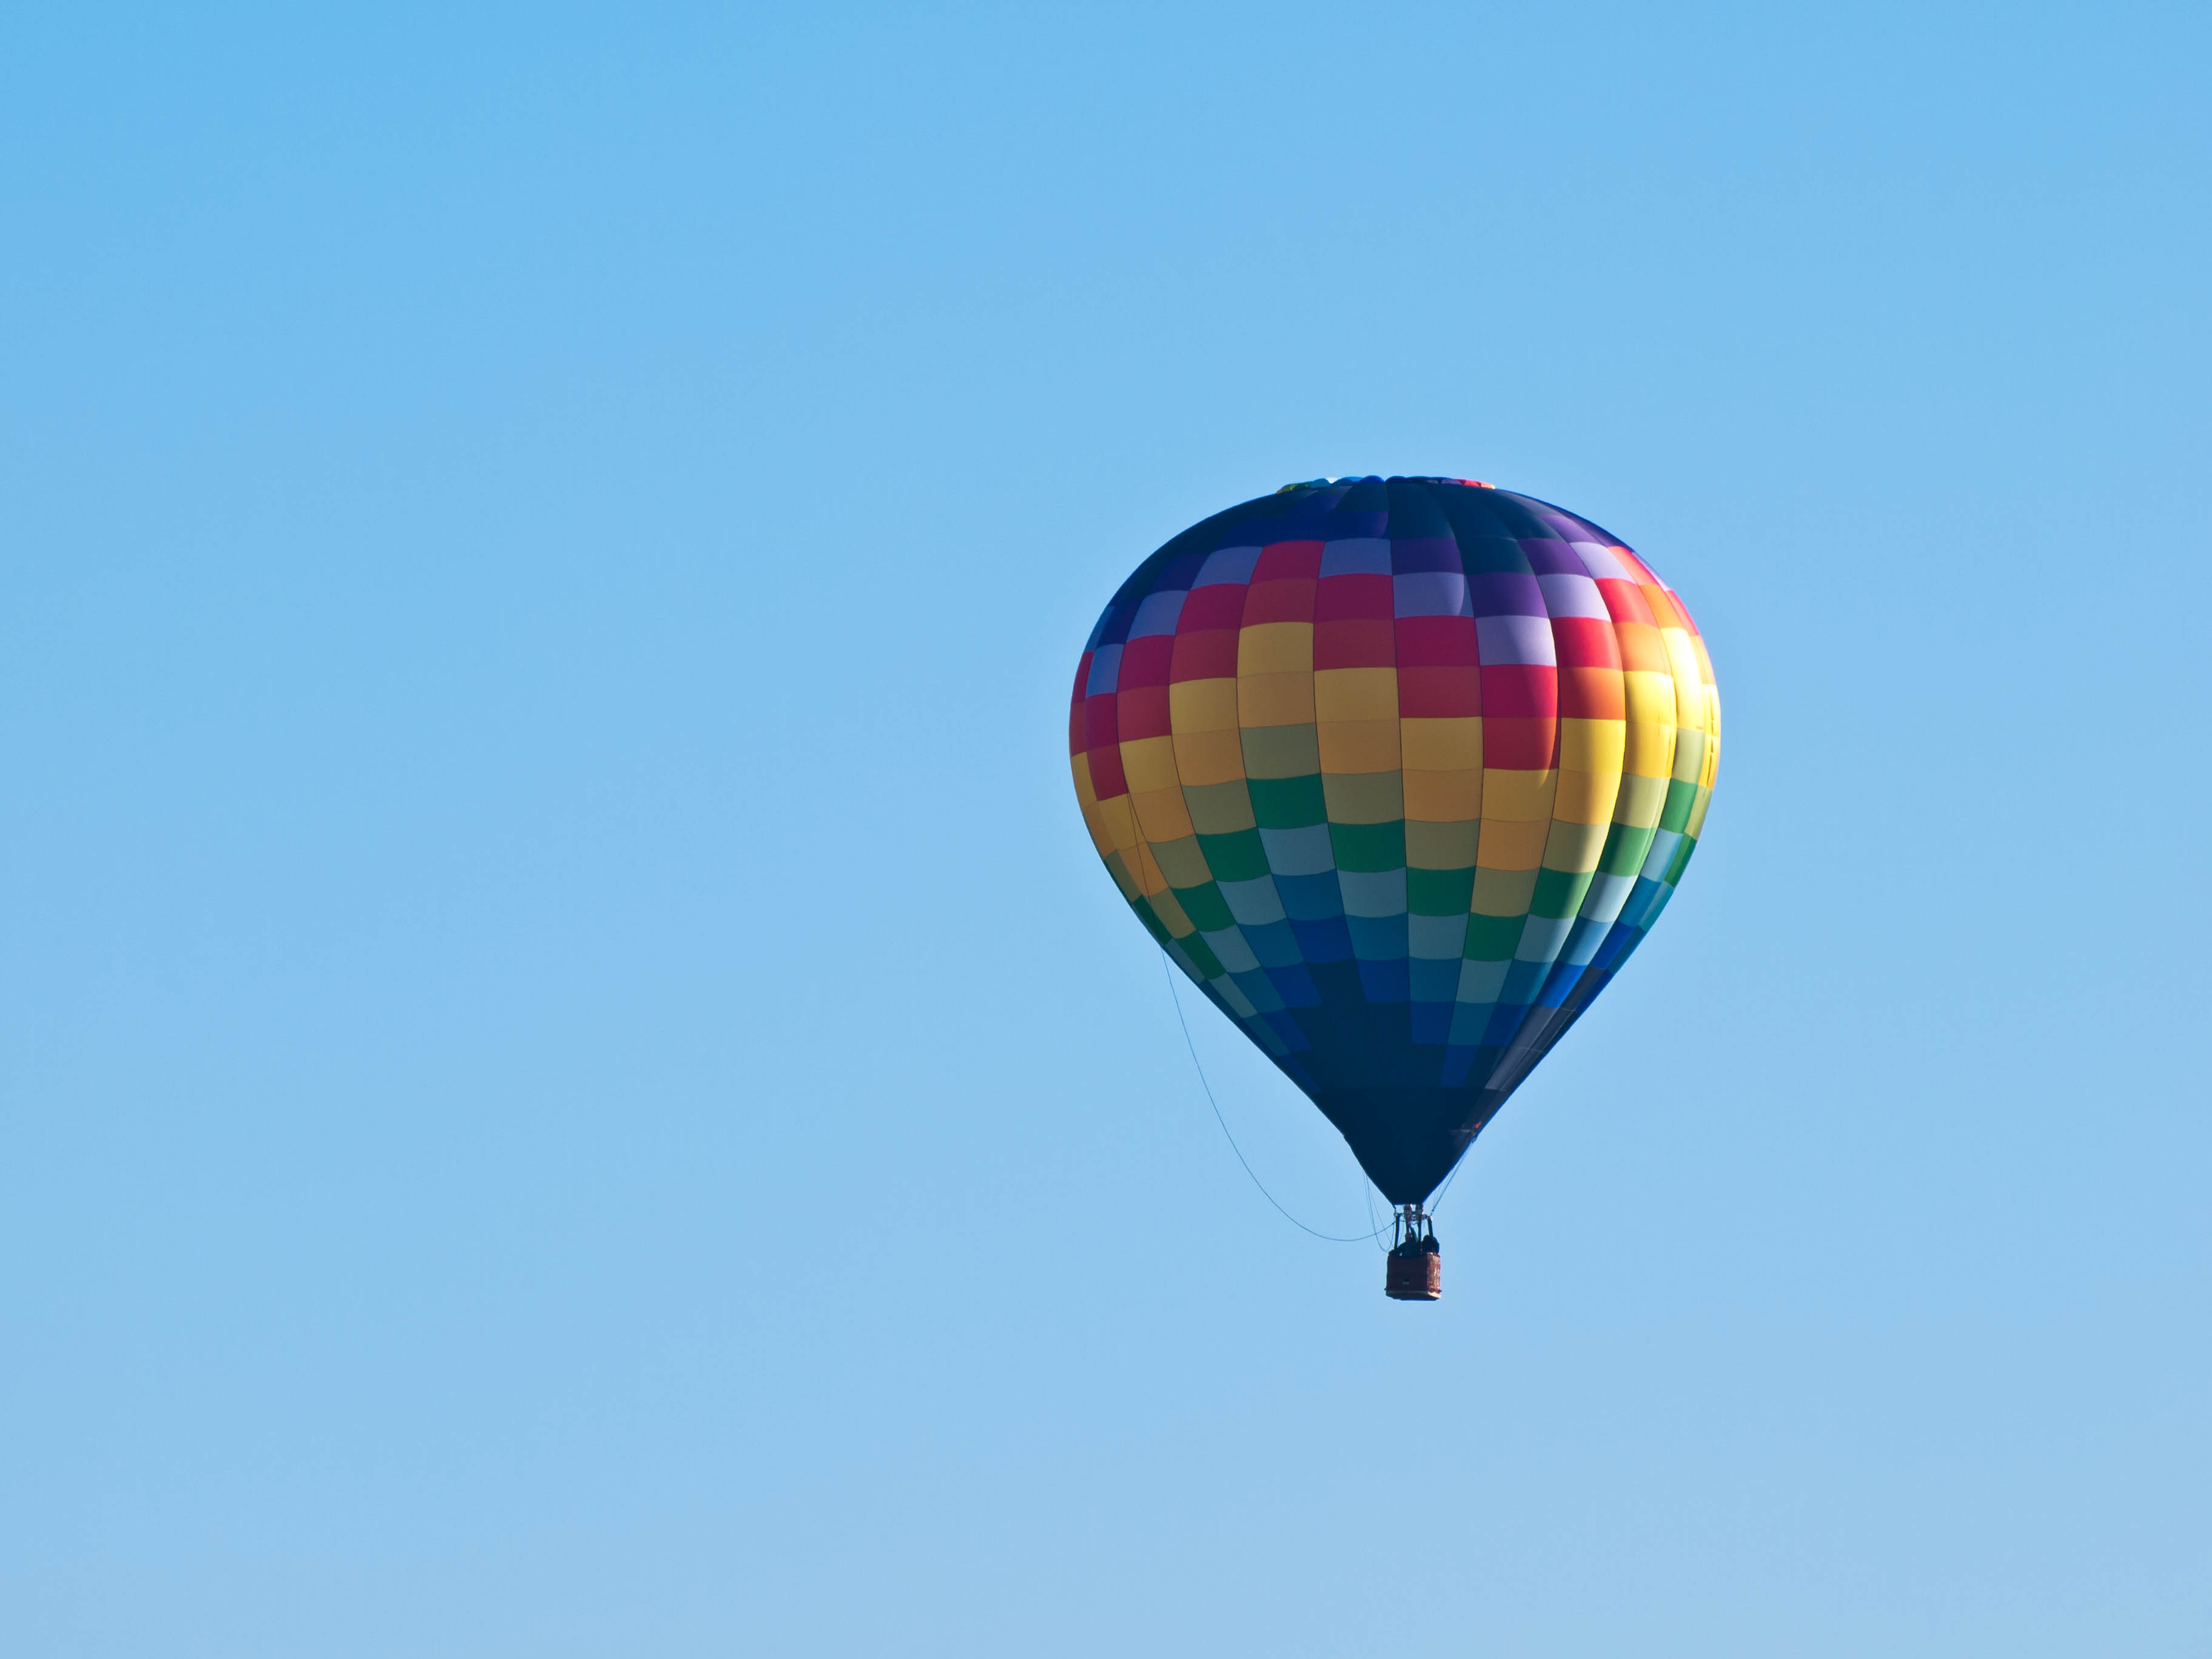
1068, 476, 1719, 1299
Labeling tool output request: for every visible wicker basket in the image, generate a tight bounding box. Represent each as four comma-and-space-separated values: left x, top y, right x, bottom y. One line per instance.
1386, 1250, 1441, 1301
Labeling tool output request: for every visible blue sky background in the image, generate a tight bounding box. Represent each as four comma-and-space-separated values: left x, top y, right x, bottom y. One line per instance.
3, 2, 2208, 1654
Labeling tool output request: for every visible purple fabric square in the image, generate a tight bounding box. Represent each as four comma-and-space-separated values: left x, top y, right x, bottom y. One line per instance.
1090, 600, 1137, 648
1467, 571, 1546, 617
1128, 589, 1187, 638
1157, 551, 1207, 590
1194, 546, 1260, 586
1319, 537, 1392, 576
1476, 614, 1557, 666
1085, 642, 1124, 693
1571, 542, 1634, 580
1393, 571, 1470, 618
1518, 538, 1588, 576
1536, 572, 1608, 620
1389, 536, 1461, 574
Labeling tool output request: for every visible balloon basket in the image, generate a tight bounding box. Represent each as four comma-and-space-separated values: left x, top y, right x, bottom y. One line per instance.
1386, 1250, 1441, 1301
1385, 1204, 1441, 1301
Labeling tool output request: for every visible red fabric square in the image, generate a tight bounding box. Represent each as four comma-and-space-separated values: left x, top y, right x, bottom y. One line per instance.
1116, 684, 1171, 740
1313, 618, 1395, 669
1551, 616, 1622, 670
1597, 578, 1656, 627
1397, 666, 1481, 718
1082, 693, 1120, 751
1612, 548, 1662, 586
1118, 634, 1175, 688
1314, 573, 1392, 622
1252, 540, 1324, 581
1614, 622, 1671, 675
1087, 742, 1128, 800
1480, 664, 1557, 720
1395, 614, 1478, 667
1557, 666, 1627, 720
1242, 578, 1316, 625
1169, 629, 1240, 682
1483, 717, 1555, 771
1176, 584, 1248, 632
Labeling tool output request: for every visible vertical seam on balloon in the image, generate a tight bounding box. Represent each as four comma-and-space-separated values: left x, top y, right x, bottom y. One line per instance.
1236, 511, 1322, 1017
1404, 476, 1470, 1041
1526, 514, 1632, 1021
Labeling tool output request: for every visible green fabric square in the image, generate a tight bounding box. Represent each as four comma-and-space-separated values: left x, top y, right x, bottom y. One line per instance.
1600, 822, 1655, 877
1328, 819, 1405, 872
1531, 866, 1595, 919
1173, 882, 1235, 933
1196, 828, 1269, 883
1406, 865, 1475, 916
1662, 833, 1698, 886
1463, 911, 1526, 960
1247, 774, 1326, 829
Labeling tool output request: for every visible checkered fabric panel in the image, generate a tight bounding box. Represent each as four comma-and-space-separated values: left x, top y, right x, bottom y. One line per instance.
1070, 477, 1719, 1203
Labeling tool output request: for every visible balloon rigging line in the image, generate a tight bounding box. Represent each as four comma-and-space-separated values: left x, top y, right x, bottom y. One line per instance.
1160, 950, 1387, 1245
1427, 1149, 1468, 1215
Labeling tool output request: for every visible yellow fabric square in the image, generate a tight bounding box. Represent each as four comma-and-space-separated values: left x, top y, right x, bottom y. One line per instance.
1316, 718, 1401, 774
1622, 722, 1676, 780
1132, 786, 1195, 843
1121, 835, 1167, 895
1169, 677, 1239, 733
1552, 767, 1621, 826
1403, 768, 1482, 823
1313, 666, 1398, 722
1481, 768, 1558, 822
1237, 622, 1312, 675
1119, 734, 1179, 794
1558, 717, 1626, 774
1474, 817, 1549, 870
1096, 793, 1141, 854
1400, 716, 1482, 771
1238, 671, 1315, 727
1624, 670, 1678, 729
1172, 728, 1245, 786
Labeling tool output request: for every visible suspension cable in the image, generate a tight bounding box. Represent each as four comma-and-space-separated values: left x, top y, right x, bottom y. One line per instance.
1160, 950, 1386, 1244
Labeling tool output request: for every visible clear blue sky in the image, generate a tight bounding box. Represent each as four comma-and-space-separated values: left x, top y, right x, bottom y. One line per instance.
3, 3, 2207, 1654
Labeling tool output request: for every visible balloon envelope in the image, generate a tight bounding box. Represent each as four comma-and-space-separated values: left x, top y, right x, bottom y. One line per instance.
1069, 476, 1719, 1204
